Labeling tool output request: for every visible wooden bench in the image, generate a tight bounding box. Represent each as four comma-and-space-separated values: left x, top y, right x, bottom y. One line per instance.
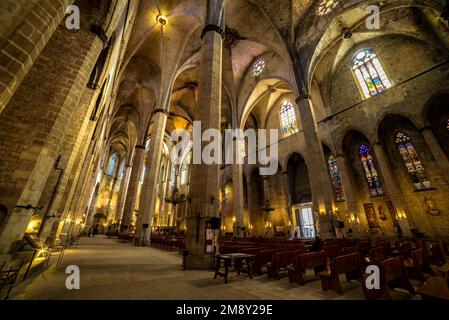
318, 253, 364, 295
405, 248, 436, 283
323, 244, 340, 260
254, 249, 280, 274
363, 256, 415, 300
365, 246, 387, 265
267, 249, 304, 280
430, 241, 449, 266
288, 251, 327, 285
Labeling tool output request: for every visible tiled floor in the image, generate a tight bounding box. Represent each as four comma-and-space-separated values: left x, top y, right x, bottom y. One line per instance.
10, 236, 419, 300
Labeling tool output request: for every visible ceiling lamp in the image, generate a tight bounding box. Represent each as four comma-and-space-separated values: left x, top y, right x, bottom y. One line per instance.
156, 15, 167, 26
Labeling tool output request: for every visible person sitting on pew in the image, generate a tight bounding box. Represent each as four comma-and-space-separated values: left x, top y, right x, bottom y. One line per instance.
310, 236, 322, 253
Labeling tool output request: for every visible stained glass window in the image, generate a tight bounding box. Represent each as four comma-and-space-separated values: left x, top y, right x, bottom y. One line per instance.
359, 144, 384, 196
328, 155, 345, 201
118, 161, 125, 179
252, 59, 265, 77
279, 99, 298, 137
395, 132, 432, 190
447, 117, 449, 131
352, 49, 392, 99
317, 0, 338, 16
107, 153, 118, 176
181, 164, 189, 185
140, 165, 147, 183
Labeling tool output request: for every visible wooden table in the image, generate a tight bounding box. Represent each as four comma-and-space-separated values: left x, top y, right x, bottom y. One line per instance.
417, 276, 449, 300
214, 253, 256, 284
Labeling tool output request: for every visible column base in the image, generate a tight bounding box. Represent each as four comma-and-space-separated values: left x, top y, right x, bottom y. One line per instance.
186, 253, 215, 270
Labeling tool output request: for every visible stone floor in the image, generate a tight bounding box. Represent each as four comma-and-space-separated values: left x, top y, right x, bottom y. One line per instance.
10, 236, 420, 300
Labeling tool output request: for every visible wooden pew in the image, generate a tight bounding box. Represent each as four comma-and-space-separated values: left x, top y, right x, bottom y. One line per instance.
363, 256, 415, 300
323, 244, 340, 260
267, 249, 305, 280
406, 248, 436, 283
340, 245, 361, 256
318, 253, 364, 295
366, 246, 387, 265
288, 251, 327, 285
254, 249, 280, 274
430, 241, 449, 266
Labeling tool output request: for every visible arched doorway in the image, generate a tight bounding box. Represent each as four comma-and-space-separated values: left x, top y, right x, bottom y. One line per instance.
287, 153, 314, 238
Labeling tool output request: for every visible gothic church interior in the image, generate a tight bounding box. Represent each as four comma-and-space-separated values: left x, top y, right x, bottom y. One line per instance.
1, 0, 449, 300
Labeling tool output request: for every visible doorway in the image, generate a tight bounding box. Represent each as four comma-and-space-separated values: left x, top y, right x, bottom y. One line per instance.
293, 203, 315, 238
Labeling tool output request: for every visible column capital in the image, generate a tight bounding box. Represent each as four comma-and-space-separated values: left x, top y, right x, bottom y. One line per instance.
418, 125, 432, 132
201, 24, 225, 40
91, 24, 109, 44
153, 108, 169, 115
295, 93, 312, 104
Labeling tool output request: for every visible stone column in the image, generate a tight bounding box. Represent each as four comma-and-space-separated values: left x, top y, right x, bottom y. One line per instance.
421, 127, 449, 186
372, 143, 413, 236
295, 96, 335, 238
114, 163, 132, 225
335, 154, 365, 236
136, 110, 168, 246
245, 179, 254, 236
261, 176, 273, 237
186, 0, 224, 269
105, 177, 120, 225
120, 145, 145, 233
281, 171, 294, 236
232, 141, 244, 237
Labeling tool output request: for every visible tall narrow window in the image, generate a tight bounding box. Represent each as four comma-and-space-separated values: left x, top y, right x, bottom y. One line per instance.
359, 144, 384, 196
107, 153, 118, 176
352, 49, 392, 99
140, 165, 147, 183
181, 164, 189, 185
118, 161, 125, 179
317, 0, 338, 16
395, 132, 432, 190
328, 155, 345, 201
279, 99, 298, 137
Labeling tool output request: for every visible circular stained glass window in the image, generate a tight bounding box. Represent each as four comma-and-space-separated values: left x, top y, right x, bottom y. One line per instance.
317, 0, 338, 16
252, 59, 265, 77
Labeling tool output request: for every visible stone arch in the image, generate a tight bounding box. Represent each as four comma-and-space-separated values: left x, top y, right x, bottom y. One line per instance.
342, 130, 382, 199
287, 152, 311, 205
426, 92, 449, 160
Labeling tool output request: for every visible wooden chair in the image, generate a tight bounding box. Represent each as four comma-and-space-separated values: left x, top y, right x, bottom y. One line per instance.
288, 251, 327, 285
318, 253, 363, 295
0, 260, 24, 300
363, 256, 415, 300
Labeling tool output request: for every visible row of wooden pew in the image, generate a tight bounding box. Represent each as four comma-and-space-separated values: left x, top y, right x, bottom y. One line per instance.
150, 234, 185, 251
218, 237, 449, 299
